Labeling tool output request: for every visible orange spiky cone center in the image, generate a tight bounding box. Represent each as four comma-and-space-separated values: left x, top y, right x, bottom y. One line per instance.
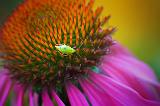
0, 0, 114, 90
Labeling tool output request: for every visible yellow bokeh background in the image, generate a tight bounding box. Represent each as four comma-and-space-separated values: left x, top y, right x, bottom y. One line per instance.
94, 0, 160, 77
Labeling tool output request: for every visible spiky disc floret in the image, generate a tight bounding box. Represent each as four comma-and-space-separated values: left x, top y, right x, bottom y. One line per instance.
0, 0, 114, 90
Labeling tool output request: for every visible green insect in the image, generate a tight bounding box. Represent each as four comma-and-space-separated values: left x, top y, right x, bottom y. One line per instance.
55, 44, 76, 56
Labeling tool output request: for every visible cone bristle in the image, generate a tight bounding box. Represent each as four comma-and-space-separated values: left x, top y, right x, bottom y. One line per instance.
0, 0, 113, 89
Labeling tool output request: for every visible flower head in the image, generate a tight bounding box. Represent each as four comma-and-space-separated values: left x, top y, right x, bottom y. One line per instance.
0, 0, 160, 106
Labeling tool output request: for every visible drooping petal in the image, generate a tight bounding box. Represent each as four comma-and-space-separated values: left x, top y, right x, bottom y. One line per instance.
110, 43, 133, 57
0, 69, 9, 93
13, 85, 25, 106
121, 55, 157, 80
66, 82, 89, 106
52, 90, 65, 106
42, 91, 54, 106
0, 79, 12, 106
0, 68, 9, 92
29, 91, 34, 106
0, 75, 7, 94
103, 54, 157, 81
29, 89, 38, 106
0, 68, 9, 75
100, 55, 160, 100
89, 72, 160, 106
79, 78, 122, 106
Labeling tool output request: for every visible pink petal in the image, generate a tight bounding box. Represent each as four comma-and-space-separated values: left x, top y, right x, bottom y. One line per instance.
103, 54, 157, 81
0, 75, 7, 93
0, 69, 9, 91
110, 43, 133, 57
100, 55, 160, 100
0, 69, 11, 96
29, 91, 34, 106
121, 55, 157, 80
66, 82, 89, 106
89, 72, 160, 106
79, 78, 122, 106
0, 68, 9, 74
14, 85, 25, 106
42, 91, 54, 106
29, 89, 38, 106
52, 91, 65, 106
0, 79, 12, 106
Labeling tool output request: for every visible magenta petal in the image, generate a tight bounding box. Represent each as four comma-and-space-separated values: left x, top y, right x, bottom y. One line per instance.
120, 55, 157, 80
29, 89, 38, 106
79, 78, 122, 106
0, 69, 9, 92
89, 72, 160, 106
101, 55, 160, 100
52, 91, 65, 106
100, 64, 160, 100
29, 91, 34, 106
66, 82, 89, 106
0, 68, 9, 75
42, 91, 54, 106
110, 43, 133, 56
0, 75, 7, 93
104, 54, 157, 81
14, 85, 25, 106
0, 79, 12, 106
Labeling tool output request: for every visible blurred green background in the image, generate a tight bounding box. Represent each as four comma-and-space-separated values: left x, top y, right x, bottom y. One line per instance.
0, 0, 160, 79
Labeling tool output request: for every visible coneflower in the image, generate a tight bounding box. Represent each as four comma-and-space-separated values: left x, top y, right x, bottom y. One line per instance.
0, 0, 160, 106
